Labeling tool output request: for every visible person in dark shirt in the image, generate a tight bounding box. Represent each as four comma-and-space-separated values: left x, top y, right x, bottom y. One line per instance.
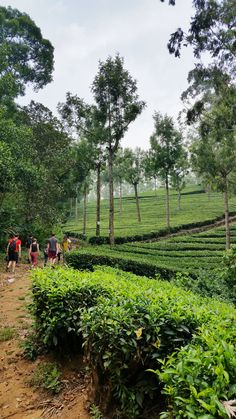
43, 241, 49, 267
29, 238, 40, 268
26, 234, 33, 263
6, 233, 21, 274
47, 233, 59, 265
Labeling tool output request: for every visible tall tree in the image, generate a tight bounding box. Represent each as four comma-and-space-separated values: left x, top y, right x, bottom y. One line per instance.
0, 6, 55, 243
167, 0, 235, 77
191, 85, 236, 250
170, 148, 189, 210
149, 112, 183, 229
112, 148, 128, 215
0, 6, 54, 103
123, 148, 145, 222
167, 0, 236, 248
143, 150, 160, 198
58, 94, 106, 237
74, 139, 94, 236
92, 54, 145, 244
0, 101, 73, 239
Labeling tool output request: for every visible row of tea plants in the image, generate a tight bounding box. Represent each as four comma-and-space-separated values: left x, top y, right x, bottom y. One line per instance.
65, 186, 236, 240
65, 224, 236, 276
30, 266, 236, 418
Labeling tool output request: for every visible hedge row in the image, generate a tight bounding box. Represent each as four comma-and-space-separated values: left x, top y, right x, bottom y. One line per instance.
65, 248, 178, 279
84, 212, 236, 245
114, 244, 223, 258
31, 266, 236, 418
62, 231, 87, 240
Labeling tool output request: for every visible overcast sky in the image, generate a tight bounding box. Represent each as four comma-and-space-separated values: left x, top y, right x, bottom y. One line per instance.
3, 0, 196, 149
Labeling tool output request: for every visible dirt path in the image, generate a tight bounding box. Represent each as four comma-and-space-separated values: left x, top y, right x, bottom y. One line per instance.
0, 261, 90, 419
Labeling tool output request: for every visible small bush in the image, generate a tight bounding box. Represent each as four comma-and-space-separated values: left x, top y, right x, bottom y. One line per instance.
221, 245, 236, 304
29, 362, 61, 394
22, 331, 45, 360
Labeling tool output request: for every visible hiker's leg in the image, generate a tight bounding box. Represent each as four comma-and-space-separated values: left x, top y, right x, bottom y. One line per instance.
12, 261, 16, 273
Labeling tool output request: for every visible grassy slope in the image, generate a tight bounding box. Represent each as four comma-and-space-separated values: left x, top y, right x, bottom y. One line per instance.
65, 185, 236, 238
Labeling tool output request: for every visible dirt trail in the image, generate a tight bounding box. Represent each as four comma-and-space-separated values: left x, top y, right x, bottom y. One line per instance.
0, 261, 90, 419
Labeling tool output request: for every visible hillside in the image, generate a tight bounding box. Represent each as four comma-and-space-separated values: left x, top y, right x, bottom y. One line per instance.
65, 186, 236, 239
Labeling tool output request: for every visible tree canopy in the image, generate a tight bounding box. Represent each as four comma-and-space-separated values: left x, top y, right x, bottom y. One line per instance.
0, 6, 54, 102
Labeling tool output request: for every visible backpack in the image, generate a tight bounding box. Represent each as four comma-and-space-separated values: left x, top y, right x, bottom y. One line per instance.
9, 239, 17, 252
26, 237, 32, 248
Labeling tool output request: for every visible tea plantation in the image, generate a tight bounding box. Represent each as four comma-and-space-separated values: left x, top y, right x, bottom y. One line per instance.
36, 186, 236, 418
65, 186, 236, 239
65, 224, 236, 277
31, 266, 236, 418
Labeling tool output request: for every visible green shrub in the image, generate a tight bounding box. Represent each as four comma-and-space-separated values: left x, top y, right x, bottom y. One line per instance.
155, 330, 236, 418
31, 266, 236, 418
221, 245, 236, 304
29, 361, 61, 394
65, 249, 178, 279
171, 270, 232, 304
63, 231, 87, 241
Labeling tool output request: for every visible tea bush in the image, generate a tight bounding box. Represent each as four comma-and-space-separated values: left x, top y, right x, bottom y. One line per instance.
65, 248, 177, 278
31, 266, 236, 418
65, 184, 236, 239
65, 224, 236, 277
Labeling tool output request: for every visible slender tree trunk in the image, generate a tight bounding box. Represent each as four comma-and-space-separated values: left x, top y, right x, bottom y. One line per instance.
75, 196, 78, 219
75, 185, 78, 220
83, 186, 87, 236
134, 183, 141, 222
96, 163, 101, 237
119, 179, 123, 215
178, 187, 181, 210
108, 149, 115, 245
165, 173, 170, 230
154, 176, 157, 198
224, 178, 230, 250
207, 184, 211, 201
70, 198, 73, 217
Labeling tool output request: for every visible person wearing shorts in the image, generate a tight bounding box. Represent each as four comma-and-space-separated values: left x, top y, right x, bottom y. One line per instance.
47, 234, 59, 265
6, 233, 21, 274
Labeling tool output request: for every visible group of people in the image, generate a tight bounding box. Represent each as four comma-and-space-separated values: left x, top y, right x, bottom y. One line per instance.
6, 233, 72, 273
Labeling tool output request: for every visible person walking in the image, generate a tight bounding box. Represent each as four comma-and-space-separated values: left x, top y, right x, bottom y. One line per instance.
25, 234, 33, 263
47, 233, 59, 265
43, 241, 49, 267
61, 235, 72, 263
57, 243, 62, 264
6, 233, 21, 274
29, 238, 40, 268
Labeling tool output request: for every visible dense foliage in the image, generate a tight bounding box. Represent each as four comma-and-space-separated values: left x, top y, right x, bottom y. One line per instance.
31, 266, 236, 418
65, 221, 236, 278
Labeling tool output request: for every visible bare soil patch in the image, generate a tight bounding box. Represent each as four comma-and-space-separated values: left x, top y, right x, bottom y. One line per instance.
0, 260, 90, 419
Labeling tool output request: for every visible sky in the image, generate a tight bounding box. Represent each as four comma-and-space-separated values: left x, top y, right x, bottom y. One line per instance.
2, 0, 196, 149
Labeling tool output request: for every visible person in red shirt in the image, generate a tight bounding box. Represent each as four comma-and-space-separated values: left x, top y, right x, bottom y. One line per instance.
6, 233, 21, 274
